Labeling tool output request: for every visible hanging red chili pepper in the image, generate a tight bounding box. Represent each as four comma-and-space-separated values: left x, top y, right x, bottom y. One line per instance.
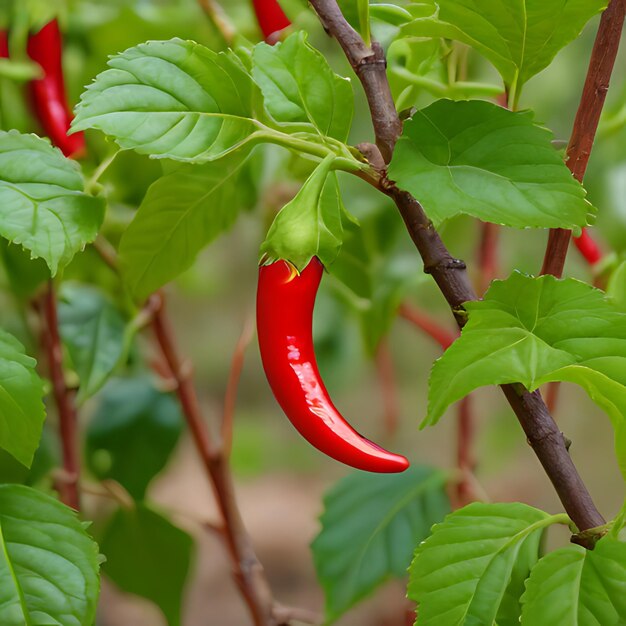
27, 20, 85, 159
257, 257, 410, 473
251, 0, 291, 41
573, 229, 602, 265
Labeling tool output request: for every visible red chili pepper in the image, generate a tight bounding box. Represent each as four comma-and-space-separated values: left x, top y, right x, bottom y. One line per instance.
573, 229, 602, 265
0, 31, 8, 58
251, 0, 291, 41
27, 20, 85, 159
257, 257, 410, 473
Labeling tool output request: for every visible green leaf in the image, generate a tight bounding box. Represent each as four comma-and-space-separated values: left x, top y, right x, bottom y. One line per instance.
0, 484, 100, 626
608, 260, 626, 311
520, 538, 626, 625
0, 131, 105, 274
119, 150, 252, 300
408, 502, 566, 626
59, 283, 128, 404
426, 272, 626, 473
401, 0, 606, 105
72, 39, 263, 163
388, 100, 594, 231
86, 376, 183, 500
312, 465, 450, 622
260, 154, 347, 271
101, 503, 193, 626
252, 31, 354, 142
0, 239, 48, 299
0, 329, 45, 467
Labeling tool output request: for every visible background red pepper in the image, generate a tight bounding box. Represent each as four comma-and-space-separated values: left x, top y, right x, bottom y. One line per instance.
27, 20, 86, 159
0, 31, 8, 58
574, 229, 602, 265
257, 258, 410, 473
252, 0, 291, 41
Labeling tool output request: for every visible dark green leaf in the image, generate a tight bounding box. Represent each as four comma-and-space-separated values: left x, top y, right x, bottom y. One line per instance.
252, 31, 354, 141
389, 100, 594, 231
0, 484, 100, 626
101, 503, 193, 626
86, 376, 183, 500
59, 283, 129, 403
0, 131, 105, 274
408, 502, 566, 626
521, 538, 626, 625
312, 465, 450, 622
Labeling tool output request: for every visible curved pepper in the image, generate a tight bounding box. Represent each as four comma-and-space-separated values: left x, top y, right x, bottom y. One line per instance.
27, 20, 85, 158
257, 257, 409, 473
252, 0, 291, 41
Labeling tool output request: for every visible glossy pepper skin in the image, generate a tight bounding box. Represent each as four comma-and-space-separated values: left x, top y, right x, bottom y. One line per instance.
257, 258, 410, 473
252, 0, 291, 41
27, 20, 85, 158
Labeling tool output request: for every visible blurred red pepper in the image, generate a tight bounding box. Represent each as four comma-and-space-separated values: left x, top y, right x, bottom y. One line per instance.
251, 0, 291, 41
0, 31, 8, 58
27, 20, 85, 158
574, 229, 602, 265
257, 258, 410, 473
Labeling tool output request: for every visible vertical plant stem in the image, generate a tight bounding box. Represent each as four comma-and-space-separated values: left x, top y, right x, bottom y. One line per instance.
375, 339, 400, 437
478, 222, 499, 294
455, 396, 475, 506
40, 281, 80, 510
196, 0, 236, 46
150, 297, 276, 626
541, 0, 626, 277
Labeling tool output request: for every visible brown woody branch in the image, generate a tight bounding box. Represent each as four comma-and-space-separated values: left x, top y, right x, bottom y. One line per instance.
541, 0, 626, 277
39, 282, 81, 510
309, 0, 607, 536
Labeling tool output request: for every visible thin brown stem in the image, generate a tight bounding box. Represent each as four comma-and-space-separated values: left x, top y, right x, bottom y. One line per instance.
150, 296, 277, 626
197, 0, 236, 46
398, 303, 457, 349
40, 282, 80, 510
541, 0, 626, 277
221, 313, 255, 458
375, 339, 400, 437
478, 222, 499, 294
455, 396, 475, 507
310, 0, 606, 536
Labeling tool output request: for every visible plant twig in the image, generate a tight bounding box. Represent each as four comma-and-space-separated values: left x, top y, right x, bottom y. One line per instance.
398, 303, 457, 349
39, 281, 81, 510
150, 296, 280, 626
309, 0, 606, 537
375, 338, 400, 437
455, 396, 475, 507
478, 222, 499, 294
197, 0, 236, 46
541, 0, 625, 277
221, 313, 255, 458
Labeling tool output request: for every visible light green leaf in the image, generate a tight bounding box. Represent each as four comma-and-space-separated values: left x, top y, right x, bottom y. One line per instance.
401, 0, 606, 105
370, 4, 413, 26
0, 484, 100, 626
86, 376, 183, 501
58, 283, 128, 404
521, 538, 626, 625
408, 502, 566, 626
101, 504, 193, 626
0, 131, 105, 274
252, 31, 354, 142
388, 100, 594, 231
426, 272, 626, 473
260, 154, 347, 271
119, 150, 253, 300
0, 329, 45, 467
72, 39, 264, 163
312, 465, 450, 622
